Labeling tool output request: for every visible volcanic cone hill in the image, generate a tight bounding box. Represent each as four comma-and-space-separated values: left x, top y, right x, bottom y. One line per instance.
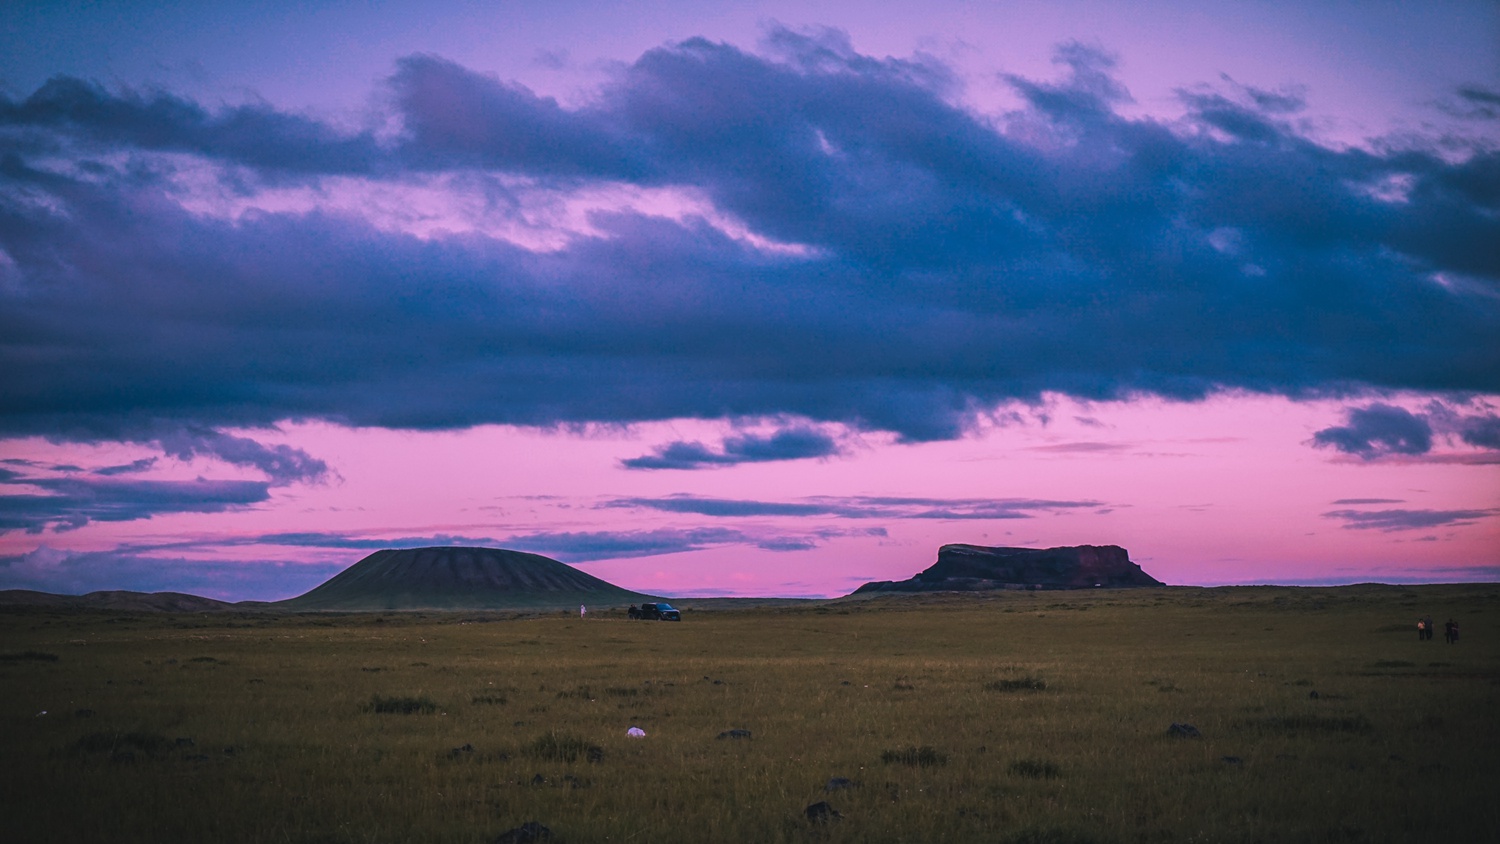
853, 544, 1163, 594
280, 546, 655, 611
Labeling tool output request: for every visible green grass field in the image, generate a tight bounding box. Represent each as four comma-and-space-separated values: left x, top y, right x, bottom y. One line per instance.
2, 585, 1496, 843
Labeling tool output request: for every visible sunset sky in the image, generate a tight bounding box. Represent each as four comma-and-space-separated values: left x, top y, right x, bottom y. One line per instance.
2, 1, 1497, 601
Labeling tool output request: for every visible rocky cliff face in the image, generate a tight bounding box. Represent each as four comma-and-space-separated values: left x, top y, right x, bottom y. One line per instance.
853, 544, 1163, 594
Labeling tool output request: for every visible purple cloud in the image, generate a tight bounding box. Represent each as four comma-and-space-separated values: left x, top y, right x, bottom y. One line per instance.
0, 31, 1495, 451
607, 494, 1104, 520
502, 526, 827, 561
0, 476, 271, 534
1321, 508, 1499, 531
149, 426, 329, 486
1312, 402, 1500, 460
622, 425, 843, 469
1311, 404, 1433, 458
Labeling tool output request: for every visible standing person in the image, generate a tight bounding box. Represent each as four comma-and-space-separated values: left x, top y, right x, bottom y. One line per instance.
580, 604, 587, 620
1425, 616, 1436, 641
1417, 617, 1427, 641
1447, 619, 1459, 644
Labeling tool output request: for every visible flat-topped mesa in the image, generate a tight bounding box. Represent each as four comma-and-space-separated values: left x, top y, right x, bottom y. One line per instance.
853, 544, 1163, 594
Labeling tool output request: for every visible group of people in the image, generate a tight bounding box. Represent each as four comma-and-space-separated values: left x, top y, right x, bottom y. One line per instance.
1416, 616, 1459, 644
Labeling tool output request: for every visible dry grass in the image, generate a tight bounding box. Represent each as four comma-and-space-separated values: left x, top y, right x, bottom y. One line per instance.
1, 584, 1496, 842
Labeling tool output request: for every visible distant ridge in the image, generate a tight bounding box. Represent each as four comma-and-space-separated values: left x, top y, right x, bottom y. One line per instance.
853, 544, 1163, 594
0, 589, 236, 612
279, 546, 654, 611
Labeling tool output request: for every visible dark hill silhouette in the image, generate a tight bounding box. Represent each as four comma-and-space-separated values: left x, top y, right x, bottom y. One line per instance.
279, 546, 654, 610
853, 544, 1163, 594
0, 589, 237, 612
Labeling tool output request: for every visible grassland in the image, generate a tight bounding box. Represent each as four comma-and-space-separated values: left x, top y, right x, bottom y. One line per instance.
2, 584, 1496, 843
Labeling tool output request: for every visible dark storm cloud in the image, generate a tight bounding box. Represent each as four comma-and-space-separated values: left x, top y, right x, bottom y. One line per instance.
621, 425, 843, 469
606, 494, 1103, 520
1321, 508, 1499, 532
2, 30, 1497, 447
0, 476, 271, 534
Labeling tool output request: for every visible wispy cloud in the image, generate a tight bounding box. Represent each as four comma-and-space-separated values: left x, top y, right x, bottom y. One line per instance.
1321, 508, 1499, 531
606, 494, 1104, 520
149, 426, 330, 486
1026, 441, 1131, 453
622, 424, 844, 470
0, 477, 272, 534
0, 428, 328, 533
93, 457, 159, 476
112, 526, 881, 564
252, 532, 504, 550
504, 527, 752, 561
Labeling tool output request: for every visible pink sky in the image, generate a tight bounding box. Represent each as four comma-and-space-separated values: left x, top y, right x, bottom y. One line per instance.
3, 393, 1495, 600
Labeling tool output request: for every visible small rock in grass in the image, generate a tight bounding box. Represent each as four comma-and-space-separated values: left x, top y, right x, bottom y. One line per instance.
1308, 690, 1320, 699
805, 801, 842, 823
825, 777, 856, 792
627, 726, 646, 737
493, 821, 552, 843
1221, 756, 1243, 766
1168, 722, 1201, 738
717, 729, 752, 740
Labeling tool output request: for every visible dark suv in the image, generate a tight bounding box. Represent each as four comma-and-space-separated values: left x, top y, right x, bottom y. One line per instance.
628, 602, 681, 621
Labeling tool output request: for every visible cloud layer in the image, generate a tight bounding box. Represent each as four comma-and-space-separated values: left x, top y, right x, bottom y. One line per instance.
2, 31, 1496, 450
